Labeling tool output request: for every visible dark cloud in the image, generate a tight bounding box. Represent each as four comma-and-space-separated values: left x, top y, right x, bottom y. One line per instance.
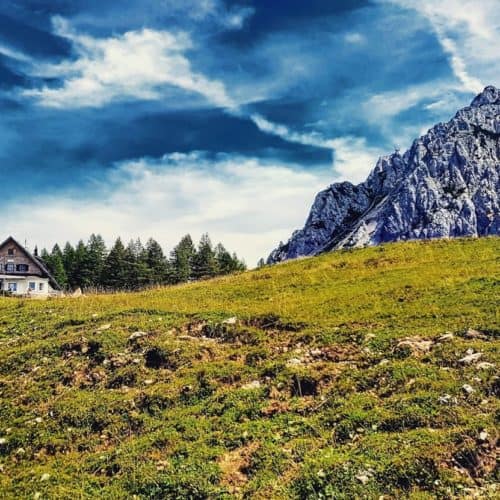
219, 0, 372, 45
0, 12, 71, 58
0, 0, 478, 206
0, 56, 27, 88
0, 102, 331, 201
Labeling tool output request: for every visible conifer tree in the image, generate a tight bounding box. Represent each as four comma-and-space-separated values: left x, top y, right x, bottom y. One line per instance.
40, 248, 52, 273
86, 234, 107, 287
123, 239, 150, 289
62, 242, 76, 288
40, 246, 68, 289
170, 234, 196, 283
71, 240, 92, 289
102, 238, 128, 289
232, 252, 246, 272
40, 248, 51, 264
193, 233, 218, 279
49, 244, 68, 288
145, 238, 169, 285
214, 243, 234, 275
43, 232, 245, 291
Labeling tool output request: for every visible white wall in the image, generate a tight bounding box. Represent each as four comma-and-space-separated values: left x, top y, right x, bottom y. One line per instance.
0, 277, 50, 296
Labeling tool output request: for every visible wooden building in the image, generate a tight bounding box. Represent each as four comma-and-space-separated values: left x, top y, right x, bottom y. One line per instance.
0, 236, 61, 297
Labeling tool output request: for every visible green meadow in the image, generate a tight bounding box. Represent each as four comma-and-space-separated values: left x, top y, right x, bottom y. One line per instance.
0, 237, 498, 499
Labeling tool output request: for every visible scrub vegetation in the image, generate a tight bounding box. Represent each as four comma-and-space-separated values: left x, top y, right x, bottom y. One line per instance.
0, 237, 498, 499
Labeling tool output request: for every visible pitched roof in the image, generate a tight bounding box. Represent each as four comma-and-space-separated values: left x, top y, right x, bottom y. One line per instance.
0, 236, 62, 290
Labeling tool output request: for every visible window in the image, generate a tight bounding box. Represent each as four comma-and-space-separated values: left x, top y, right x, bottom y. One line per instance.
5, 263, 14, 273
39, 283, 44, 291
7, 248, 14, 256
8, 283, 17, 292
16, 264, 29, 272
29, 282, 36, 291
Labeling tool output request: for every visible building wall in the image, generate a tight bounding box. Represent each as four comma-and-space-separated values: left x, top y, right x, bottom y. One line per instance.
0, 240, 44, 277
0, 276, 51, 297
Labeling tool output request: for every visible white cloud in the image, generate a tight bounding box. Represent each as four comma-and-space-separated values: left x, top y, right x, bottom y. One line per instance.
436, 31, 483, 93
361, 80, 477, 151
330, 137, 382, 183
222, 6, 255, 30
381, 0, 500, 93
19, 16, 383, 185
250, 113, 335, 150
5, 152, 331, 266
0, 43, 32, 62
23, 19, 234, 109
364, 83, 449, 121
249, 114, 382, 183
344, 32, 365, 45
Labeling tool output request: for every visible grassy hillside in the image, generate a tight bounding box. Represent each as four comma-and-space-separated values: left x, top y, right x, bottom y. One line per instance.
0, 238, 498, 499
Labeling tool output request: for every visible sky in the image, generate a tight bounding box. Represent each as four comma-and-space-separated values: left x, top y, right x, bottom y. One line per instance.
1, 0, 499, 265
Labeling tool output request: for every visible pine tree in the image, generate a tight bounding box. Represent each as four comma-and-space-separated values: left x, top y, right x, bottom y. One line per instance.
62, 242, 76, 288
232, 253, 246, 272
257, 258, 266, 268
214, 243, 234, 275
145, 238, 169, 285
86, 234, 107, 287
72, 240, 92, 289
40, 248, 51, 265
122, 239, 150, 289
102, 238, 128, 289
50, 244, 68, 288
193, 233, 218, 279
170, 234, 195, 283
39, 233, 245, 291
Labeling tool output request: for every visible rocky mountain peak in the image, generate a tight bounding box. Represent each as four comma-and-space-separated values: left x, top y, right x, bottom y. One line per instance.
268, 86, 500, 264
470, 85, 500, 107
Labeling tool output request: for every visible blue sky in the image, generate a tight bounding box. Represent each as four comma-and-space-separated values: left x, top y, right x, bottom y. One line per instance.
1, 0, 499, 264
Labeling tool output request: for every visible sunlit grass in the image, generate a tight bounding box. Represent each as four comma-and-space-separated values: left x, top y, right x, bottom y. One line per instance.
0, 237, 498, 498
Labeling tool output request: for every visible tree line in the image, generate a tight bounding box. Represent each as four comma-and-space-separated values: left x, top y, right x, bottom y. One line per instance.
40, 233, 246, 291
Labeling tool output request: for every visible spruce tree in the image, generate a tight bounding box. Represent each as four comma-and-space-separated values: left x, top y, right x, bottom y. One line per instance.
62, 242, 76, 289
40, 248, 51, 267
123, 239, 150, 289
170, 234, 195, 283
214, 243, 234, 275
193, 233, 218, 279
72, 240, 92, 289
86, 234, 107, 287
231, 252, 246, 272
50, 244, 68, 289
102, 238, 128, 290
145, 238, 169, 285
134, 239, 153, 287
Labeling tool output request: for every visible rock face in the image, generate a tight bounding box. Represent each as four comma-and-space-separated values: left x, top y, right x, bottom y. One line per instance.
268, 86, 500, 263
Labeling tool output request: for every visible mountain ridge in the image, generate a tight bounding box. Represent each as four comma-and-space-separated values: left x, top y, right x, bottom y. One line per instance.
268, 86, 500, 263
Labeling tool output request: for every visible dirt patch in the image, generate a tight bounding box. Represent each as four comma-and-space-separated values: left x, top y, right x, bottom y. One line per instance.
452, 435, 499, 479
144, 347, 181, 370
246, 314, 306, 332
60, 338, 101, 358
291, 374, 319, 397
261, 400, 290, 417
218, 442, 259, 494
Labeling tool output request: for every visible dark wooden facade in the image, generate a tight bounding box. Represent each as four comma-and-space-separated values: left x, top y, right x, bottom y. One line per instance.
0, 238, 44, 277
0, 237, 60, 290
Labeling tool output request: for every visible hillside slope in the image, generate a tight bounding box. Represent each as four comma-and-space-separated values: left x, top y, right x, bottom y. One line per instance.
0, 238, 498, 499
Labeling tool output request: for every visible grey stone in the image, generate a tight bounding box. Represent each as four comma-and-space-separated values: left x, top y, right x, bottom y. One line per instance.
459, 352, 483, 364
